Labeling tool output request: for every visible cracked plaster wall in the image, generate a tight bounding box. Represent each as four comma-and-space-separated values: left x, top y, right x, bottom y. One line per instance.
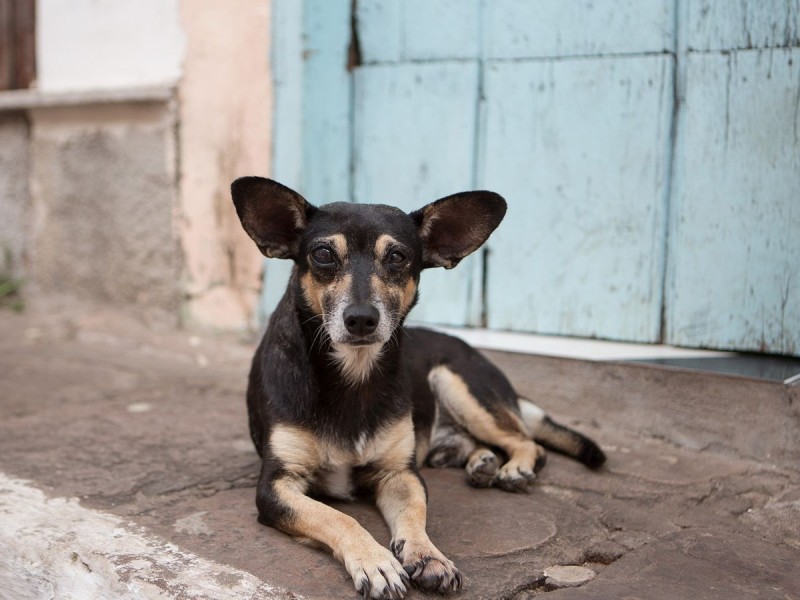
0, 0, 272, 329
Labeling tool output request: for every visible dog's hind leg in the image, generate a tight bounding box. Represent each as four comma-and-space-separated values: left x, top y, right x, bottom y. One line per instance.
425, 423, 501, 488
428, 365, 545, 492
426, 424, 476, 468
518, 397, 606, 469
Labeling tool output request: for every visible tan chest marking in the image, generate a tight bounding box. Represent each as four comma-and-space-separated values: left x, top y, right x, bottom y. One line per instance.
270, 417, 415, 485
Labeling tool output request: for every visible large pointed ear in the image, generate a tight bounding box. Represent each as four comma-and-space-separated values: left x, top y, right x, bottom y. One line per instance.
231, 177, 316, 259
410, 191, 507, 269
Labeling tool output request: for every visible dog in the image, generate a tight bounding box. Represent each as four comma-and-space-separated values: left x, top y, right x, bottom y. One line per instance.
231, 177, 606, 599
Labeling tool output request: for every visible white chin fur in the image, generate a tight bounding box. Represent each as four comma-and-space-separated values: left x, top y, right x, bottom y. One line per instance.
331, 342, 383, 386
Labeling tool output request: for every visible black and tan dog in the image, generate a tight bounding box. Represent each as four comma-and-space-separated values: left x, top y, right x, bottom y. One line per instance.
232, 177, 605, 599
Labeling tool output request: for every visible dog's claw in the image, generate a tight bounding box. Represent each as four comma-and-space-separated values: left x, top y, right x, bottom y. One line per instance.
390, 538, 405, 557
358, 574, 372, 600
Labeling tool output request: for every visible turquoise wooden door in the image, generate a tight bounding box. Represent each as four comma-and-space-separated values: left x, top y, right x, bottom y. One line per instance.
265, 0, 800, 356
666, 2, 800, 355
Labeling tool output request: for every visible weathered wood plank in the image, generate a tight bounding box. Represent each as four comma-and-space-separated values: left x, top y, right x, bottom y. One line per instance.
352, 61, 482, 326
666, 49, 800, 355
261, 0, 305, 319
484, 0, 675, 59
264, 0, 353, 320
685, 0, 800, 51
481, 55, 674, 341
357, 0, 480, 63
302, 0, 351, 202
355, 0, 401, 63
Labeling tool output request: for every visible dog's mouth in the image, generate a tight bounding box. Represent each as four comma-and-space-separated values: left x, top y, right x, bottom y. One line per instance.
338, 334, 386, 347
347, 339, 376, 347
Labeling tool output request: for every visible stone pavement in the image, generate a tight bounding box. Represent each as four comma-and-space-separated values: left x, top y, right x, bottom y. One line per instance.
1, 308, 799, 599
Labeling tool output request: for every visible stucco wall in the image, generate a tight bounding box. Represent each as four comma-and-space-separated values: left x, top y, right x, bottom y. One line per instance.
178, 0, 272, 329
28, 102, 182, 322
0, 0, 272, 329
37, 0, 185, 92
0, 114, 30, 277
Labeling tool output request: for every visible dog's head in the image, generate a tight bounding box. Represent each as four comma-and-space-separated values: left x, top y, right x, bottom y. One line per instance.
232, 177, 506, 363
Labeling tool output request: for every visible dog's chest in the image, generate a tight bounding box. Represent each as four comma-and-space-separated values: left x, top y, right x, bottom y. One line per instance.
271, 416, 415, 498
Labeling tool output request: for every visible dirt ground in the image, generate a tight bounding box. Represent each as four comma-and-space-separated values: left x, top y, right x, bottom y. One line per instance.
1, 305, 799, 599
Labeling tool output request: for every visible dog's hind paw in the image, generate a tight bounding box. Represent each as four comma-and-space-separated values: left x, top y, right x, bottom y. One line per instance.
465, 448, 499, 488
494, 461, 537, 493
391, 538, 462, 594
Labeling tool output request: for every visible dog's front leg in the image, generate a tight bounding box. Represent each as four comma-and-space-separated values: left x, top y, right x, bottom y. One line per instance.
376, 470, 462, 594
259, 475, 410, 599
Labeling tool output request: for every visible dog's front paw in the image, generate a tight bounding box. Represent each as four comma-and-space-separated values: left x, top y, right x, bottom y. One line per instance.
391, 538, 462, 594
345, 543, 410, 600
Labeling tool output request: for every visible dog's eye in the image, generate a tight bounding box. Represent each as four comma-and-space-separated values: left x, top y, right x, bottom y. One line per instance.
311, 247, 335, 266
387, 250, 406, 265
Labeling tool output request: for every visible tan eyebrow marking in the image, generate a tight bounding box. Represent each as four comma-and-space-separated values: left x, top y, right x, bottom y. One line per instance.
374, 234, 400, 260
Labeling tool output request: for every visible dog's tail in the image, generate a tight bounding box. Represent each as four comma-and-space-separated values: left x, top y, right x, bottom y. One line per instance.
517, 397, 606, 469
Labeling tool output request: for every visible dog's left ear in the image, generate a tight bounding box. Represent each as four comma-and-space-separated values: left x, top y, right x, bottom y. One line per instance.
231, 177, 316, 259
410, 191, 507, 269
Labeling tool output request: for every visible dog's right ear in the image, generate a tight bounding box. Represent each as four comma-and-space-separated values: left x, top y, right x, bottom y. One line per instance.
231, 177, 316, 259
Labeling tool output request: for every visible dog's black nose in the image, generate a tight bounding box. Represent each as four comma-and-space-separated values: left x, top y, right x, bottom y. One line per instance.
343, 304, 379, 337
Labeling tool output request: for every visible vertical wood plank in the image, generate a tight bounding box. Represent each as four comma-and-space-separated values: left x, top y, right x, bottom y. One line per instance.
302, 0, 352, 202
400, 0, 480, 60
357, 0, 480, 62
352, 61, 481, 325
356, 0, 402, 63
685, 0, 800, 51
482, 55, 674, 341
261, 0, 305, 320
264, 0, 353, 321
485, 0, 675, 59
666, 49, 800, 355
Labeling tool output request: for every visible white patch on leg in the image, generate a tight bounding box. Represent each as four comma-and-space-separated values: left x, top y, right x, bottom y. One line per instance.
518, 398, 546, 436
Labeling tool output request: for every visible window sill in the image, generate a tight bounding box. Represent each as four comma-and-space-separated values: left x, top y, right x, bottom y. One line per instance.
0, 86, 175, 112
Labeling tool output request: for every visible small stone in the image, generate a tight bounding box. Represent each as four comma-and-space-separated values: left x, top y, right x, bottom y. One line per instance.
543, 565, 596, 588
127, 402, 153, 413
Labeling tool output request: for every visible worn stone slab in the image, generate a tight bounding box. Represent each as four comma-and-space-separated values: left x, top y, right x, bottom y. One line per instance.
541, 529, 800, 600
1, 309, 799, 599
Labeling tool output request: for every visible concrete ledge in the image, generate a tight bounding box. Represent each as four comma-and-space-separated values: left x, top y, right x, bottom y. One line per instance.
0, 86, 175, 112
0, 474, 291, 600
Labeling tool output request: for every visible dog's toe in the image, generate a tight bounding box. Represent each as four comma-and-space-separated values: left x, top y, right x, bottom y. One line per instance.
392, 539, 461, 595
347, 544, 409, 599
409, 557, 461, 594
